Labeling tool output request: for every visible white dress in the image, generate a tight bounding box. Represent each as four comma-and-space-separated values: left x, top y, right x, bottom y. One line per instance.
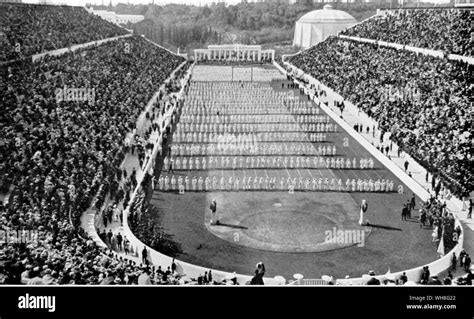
359, 202, 368, 226
358, 208, 364, 226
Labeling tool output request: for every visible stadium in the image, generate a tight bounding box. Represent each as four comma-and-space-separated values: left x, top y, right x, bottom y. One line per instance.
0, 0, 472, 287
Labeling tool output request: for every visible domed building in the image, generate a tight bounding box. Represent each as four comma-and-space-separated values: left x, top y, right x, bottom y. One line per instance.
293, 5, 357, 49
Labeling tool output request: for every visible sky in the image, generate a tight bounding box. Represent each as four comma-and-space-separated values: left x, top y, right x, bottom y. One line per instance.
22, 0, 453, 6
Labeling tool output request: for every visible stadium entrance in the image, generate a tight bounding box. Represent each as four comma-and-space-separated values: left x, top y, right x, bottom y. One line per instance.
194, 44, 275, 62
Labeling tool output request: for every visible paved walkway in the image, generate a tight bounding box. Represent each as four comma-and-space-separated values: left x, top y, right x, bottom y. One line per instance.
80, 113, 176, 267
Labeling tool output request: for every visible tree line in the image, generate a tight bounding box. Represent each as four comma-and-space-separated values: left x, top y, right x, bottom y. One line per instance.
92, 1, 385, 51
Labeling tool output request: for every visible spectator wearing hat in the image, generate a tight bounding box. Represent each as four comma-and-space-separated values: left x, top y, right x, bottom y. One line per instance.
366, 270, 380, 285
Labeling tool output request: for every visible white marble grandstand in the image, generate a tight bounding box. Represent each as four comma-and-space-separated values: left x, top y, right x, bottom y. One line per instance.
194, 44, 275, 62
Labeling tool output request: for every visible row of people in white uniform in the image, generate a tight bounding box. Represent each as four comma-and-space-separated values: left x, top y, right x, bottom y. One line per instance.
186, 81, 298, 99
169, 142, 335, 156
189, 78, 277, 86
183, 93, 310, 104
186, 87, 288, 100
186, 94, 290, 102
181, 104, 318, 115
187, 81, 277, 90
179, 114, 330, 124
191, 66, 282, 79
173, 132, 331, 144
185, 96, 304, 107
185, 97, 293, 105
157, 175, 394, 192
163, 156, 375, 170
175, 122, 333, 134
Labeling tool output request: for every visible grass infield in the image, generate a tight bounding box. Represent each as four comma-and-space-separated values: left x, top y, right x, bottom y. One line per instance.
150, 66, 435, 279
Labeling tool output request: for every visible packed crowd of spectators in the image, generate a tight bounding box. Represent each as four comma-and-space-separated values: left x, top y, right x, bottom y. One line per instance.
0, 36, 185, 284
0, 5, 471, 283
341, 8, 473, 57
288, 37, 473, 197
0, 220, 224, 285
0, 3, 129, 62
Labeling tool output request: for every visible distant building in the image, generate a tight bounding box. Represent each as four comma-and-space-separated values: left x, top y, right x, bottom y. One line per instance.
293, 5, 357, 49
194, 44, 275, 61
454, 0, 473, 6
293, 0, 397, 3
86, 8, 144, 25
243, 0, 290, 3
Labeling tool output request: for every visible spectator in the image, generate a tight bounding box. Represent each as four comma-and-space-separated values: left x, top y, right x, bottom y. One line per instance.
141, 247, 148, 266
137, 268, 152, 285
0, 3, 129, 62
451, 253, 457, 271
171, 258, 176, 274
366, 270, 380, 285
401, 204, 407, 221
420, 266, 430, 284
342, 9, 473, 57
468, 198, 472, 219
289, 37, 472, 198
116, 233, 123, 252
464, 254, 471, 272
427, 275, 442, 285
399, 272, 408, 284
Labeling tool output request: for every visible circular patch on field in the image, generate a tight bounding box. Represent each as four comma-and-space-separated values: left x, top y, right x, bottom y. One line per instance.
206, 209, 370, 253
